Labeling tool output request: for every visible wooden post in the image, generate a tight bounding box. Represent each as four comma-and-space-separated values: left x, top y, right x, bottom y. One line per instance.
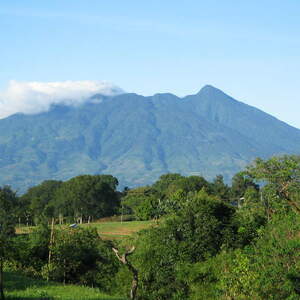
47, 217, 55, 281
121, 204, 123, 224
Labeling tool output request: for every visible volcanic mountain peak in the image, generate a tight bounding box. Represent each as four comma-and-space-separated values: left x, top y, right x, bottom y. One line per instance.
0, 85, 299, 193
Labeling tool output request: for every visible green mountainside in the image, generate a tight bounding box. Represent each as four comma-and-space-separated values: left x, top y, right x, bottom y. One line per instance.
1, 85, 300, 192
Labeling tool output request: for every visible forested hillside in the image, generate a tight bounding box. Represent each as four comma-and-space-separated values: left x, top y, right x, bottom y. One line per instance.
1, 85, 300, 192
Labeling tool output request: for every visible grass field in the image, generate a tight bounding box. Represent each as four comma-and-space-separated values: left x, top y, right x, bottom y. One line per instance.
9, 220, 154, 299
16, 220, 154, 240
4, 271, 126, 300
85, 220, 154, 239
10, 220, 155, 298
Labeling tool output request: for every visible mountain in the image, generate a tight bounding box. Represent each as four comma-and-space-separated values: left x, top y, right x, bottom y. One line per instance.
0, 85, 300, 193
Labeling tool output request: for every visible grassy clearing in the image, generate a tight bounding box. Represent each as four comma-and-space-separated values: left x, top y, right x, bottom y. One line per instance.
16, 220, 154, 240
85, 220, 154, 239
5, 271, 126, 300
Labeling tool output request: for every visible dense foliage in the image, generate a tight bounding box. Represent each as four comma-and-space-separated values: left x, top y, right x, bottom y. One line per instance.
19, 174, 120, 225
116, 155, 300, 299
9, 225, 119, 293
1, 155, 300, 299
0, 186, 18, 299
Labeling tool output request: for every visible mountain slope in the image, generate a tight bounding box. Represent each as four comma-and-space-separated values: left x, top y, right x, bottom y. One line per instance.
0, 85, 300, 192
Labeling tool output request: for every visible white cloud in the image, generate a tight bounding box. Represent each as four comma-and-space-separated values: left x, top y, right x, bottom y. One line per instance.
0, 80, 124, 119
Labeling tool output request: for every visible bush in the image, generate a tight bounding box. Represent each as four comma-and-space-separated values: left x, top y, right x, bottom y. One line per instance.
47, 227, 118, 292
218, 212, 300, 299
114, 190, 236, 299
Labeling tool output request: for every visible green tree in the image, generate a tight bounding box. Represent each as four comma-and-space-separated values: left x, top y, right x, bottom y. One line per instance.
152, 174, 209, 200
210, 175, 230, 202
233, 186, 266, 247
231, 171, 259, 204
21, 180, 63, 224
152, 173, 184, 196
162, 188, 187, 214
0, 186, 18, 300
9, 222, 51, 276
246, 155, 300, 214
122, 190, 235, 300
170, 189, 235, 262
46, 227, 118, 291
122, 187, 161, 220
219, 212, 300, 299
54, 175, 120, 222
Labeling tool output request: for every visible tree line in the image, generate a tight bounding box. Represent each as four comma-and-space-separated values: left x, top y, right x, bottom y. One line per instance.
5, 170, 258, 227
17, 174, 120, 226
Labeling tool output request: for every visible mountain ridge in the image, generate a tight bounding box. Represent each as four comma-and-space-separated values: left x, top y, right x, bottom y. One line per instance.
0, 86, 299, 193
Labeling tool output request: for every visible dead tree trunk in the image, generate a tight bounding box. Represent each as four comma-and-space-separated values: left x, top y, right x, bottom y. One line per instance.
112, 246, 138, 300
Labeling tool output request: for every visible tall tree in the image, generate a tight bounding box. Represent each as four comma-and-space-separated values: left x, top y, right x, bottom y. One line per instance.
21, 180, 63, 224
231, 171, 259, 202
128, 190, 235, 299
210, 174, 230, 202
54, 175, 120, 222
246, 155, 300, 214
0, 186, 18, 300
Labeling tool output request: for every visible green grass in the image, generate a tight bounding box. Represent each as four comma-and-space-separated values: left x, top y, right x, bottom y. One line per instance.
9, 220, 155, 298
16, 220, 155, 240
4, 271, 126, 300
84, 220, 154, 239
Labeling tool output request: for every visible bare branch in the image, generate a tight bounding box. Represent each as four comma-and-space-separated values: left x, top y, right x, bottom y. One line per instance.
112, 246, 138, 299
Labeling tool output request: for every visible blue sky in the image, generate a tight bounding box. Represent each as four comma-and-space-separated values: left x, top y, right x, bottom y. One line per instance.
1, 1, 300, 127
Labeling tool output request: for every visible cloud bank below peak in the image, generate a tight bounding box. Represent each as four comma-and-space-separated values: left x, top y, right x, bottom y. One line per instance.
0, 80, 124, 119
